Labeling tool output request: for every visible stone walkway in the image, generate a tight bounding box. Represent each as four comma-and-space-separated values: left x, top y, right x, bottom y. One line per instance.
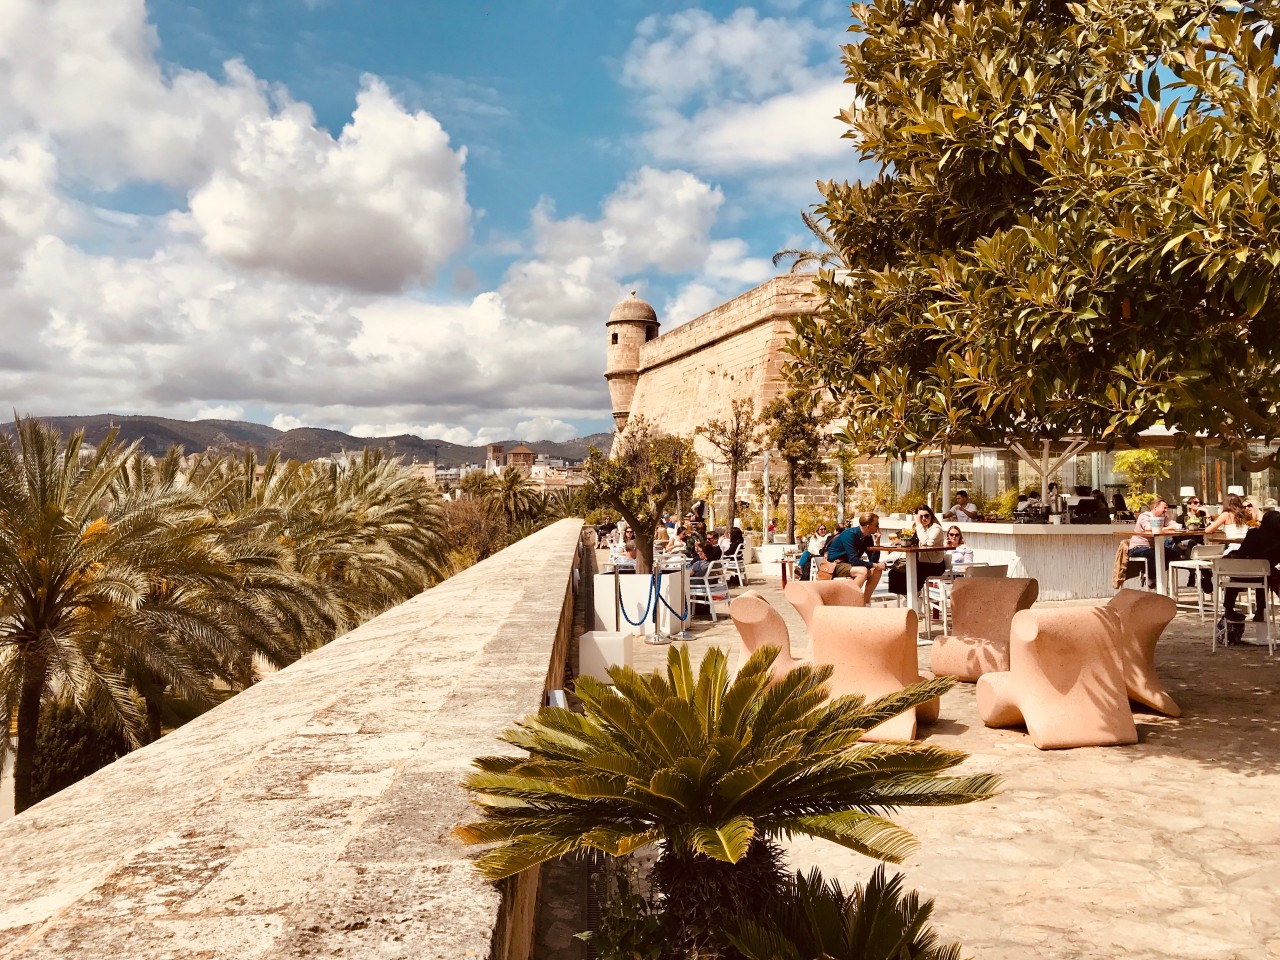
630, 566, 1280, 960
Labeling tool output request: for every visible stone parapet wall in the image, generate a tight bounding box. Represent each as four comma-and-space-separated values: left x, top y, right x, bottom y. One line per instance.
0, 519, 587, 960
636, 275, 820, 372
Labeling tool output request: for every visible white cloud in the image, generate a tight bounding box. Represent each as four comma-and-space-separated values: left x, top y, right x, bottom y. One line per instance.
625, 9, 825, 107
514, 416, 577, 442
643, 79, 852, 172
188, 77, 470, 292
271, 414, 309, 432
194, 404, 244, 421
0, 0, 266, 188
499, 167, 725, 327
624, 8, 852, 175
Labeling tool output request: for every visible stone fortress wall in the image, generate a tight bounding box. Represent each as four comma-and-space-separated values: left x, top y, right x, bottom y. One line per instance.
609, 275, 822, 459
606, 274, 885, 523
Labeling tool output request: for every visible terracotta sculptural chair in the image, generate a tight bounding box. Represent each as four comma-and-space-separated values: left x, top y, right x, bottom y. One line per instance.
977, 607, 1138, 749
1106, 588, 1181, 716
930, 577, 1038, 681
729, 591, 805, 681
809, 606, 939, 742
784, 579, 866, 633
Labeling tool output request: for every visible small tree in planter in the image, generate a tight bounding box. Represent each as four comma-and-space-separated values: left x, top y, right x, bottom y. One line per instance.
697, 399, 762, 532
762, 390, 831, 544
458, 644, 998, 958
584, 418, 697, 575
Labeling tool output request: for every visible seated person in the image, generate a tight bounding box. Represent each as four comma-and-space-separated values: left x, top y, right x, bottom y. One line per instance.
1127, 497, 1179, 585
1111, 492, 1133, 520
825, 512, 886, 603
1166, 495, 1207, 572
690, 540, 716, 578
944, 526, 973, 566
795, 523, 832, 580
1221, 509, 1280, 623
942, 489, 981, 521
888, 505, 946, 596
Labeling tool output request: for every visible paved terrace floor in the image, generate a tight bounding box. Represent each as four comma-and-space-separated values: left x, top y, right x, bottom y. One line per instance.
625, 557, 1280, 960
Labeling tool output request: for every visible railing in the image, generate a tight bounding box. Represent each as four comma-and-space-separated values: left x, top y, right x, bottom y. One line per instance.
0, 518, 587, 960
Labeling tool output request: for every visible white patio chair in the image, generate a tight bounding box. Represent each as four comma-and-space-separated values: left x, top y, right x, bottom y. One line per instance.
688, 560, 733, 622
965, 564, 1008, 579
722, 544, 746, 585
925, 560, 990, 635
1168, 543, 1223, 623
1211, 557, 1274, 654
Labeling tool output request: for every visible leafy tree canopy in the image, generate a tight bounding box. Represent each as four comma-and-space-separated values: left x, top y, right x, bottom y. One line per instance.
788, 0, 1280, 469
584, 417, 697, 574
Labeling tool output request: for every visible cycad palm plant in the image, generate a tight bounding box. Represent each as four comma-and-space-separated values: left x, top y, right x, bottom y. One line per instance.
458, 645, 998, 956
727, 866, 963, 960
0, 420, 240, 812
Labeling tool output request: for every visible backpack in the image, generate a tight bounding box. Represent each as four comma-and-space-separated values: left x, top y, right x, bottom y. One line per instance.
1214, 611, 1246, 647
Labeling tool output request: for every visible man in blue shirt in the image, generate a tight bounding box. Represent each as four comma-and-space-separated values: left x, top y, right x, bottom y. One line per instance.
826, 512, 887, 602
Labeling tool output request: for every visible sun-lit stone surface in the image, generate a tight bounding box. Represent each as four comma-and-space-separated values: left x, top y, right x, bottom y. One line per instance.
0, 519, 584, 959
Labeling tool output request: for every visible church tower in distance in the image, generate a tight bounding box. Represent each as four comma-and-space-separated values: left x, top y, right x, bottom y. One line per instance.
604, 291, 659, 431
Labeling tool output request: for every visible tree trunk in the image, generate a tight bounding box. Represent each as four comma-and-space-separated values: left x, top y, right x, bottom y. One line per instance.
13, 645, 49, 815
787, 465, 798, 545
726, 465, 739, 529
651, 838, 788, 958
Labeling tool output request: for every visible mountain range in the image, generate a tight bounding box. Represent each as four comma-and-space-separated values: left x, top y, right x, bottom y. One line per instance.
2, 415, 613, 468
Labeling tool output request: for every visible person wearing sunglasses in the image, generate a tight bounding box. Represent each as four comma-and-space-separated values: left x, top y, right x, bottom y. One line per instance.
944, 526, 973, 566
888, 505, 946, 596
1168, 496, 1208, 579
794, 524, 832, 581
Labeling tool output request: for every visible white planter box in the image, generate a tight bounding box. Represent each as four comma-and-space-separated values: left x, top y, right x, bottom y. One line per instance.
578, 631, 633, 682
592, 571, 689, 635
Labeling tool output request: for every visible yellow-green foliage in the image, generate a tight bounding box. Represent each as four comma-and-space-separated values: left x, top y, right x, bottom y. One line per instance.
1113, 449, 1170, 514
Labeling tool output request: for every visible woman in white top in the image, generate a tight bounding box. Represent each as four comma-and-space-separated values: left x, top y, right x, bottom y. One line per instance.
888, 505, 946, 596
1205, 493, 1252, 554
807, 524, 832, 556
945, 526, 974, 566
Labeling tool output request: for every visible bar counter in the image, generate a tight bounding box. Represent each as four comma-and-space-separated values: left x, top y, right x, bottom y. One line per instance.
952, 521, 1130, 600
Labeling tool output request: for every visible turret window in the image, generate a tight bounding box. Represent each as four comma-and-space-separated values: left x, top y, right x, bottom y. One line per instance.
611, 332, 619, 344
646, 325, 657, 341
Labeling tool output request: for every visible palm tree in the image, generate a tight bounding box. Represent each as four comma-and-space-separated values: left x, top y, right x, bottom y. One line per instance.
273, 450, 448, 629
108, 448, 334, 731
456, 468, 498, 501
458, 644, 998, 956
0, 419, 238, 812
488, 466, 539, 526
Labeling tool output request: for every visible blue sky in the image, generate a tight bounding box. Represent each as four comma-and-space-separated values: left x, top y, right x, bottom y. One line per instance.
0, 0, 865, 444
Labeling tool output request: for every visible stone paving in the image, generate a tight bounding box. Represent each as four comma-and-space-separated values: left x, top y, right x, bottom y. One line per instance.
629, 565, 1280, 960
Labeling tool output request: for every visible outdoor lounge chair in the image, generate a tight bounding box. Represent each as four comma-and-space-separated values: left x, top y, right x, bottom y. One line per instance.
1106, 588, 1181, 716
929, 577, 1038, 681
809, 605, 939, 742
977, 606, 1138, 749
729, 591, 805, 681
783, 579, 866, 633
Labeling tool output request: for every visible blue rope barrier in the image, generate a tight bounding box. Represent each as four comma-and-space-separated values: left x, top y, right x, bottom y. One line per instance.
618, 571, 657, 626
655, 569, 690, 622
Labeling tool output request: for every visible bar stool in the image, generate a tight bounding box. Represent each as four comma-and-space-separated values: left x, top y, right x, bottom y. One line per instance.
1168, 543, 1222, 622
1211, 557, 1274, 654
